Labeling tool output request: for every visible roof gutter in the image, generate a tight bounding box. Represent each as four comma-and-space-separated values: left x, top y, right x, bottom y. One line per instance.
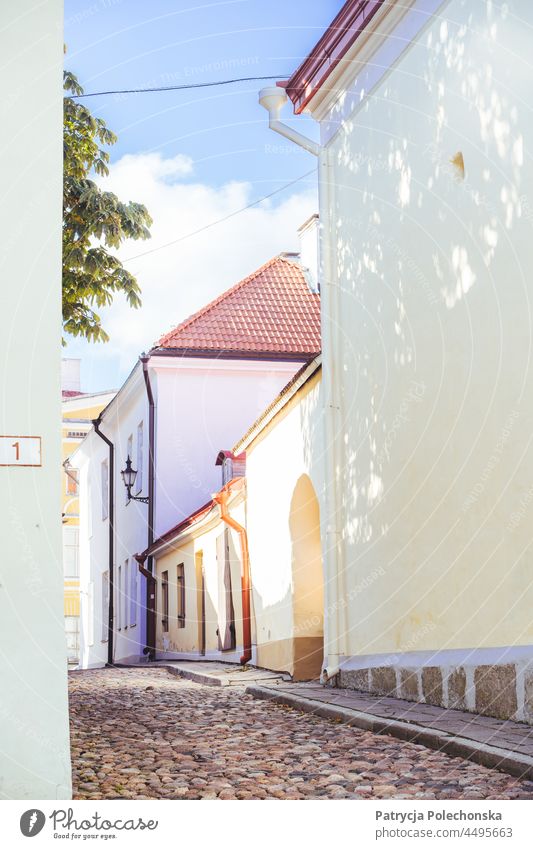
93, 417, 115, 666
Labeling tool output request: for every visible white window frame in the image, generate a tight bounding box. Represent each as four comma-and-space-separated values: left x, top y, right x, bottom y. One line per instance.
136, 421, 143, 494
129, 559, 137, 627
101, 571, 109, 642
123, 559, 129, 630
101, 460, 109, 521
62, 526, 79, 578
117, 565, 122, 631
88, 581, 94, 647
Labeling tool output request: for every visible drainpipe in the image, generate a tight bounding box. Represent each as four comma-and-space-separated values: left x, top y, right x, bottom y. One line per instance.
213, 482, 252, 665
258, 86, 346, 683
93, 417, 115, 666
258, 87, 320, 156
140, 355, 156, 660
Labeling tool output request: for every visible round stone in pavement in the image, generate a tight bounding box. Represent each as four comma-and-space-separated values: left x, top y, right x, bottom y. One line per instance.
68, 669, 533, 801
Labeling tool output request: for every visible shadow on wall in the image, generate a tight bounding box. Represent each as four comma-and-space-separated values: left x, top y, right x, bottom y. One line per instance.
289, 474, 324, 680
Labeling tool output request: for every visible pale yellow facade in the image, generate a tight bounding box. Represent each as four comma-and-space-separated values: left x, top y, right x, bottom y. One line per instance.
154, 493, 246, 664
152, 362, 325, 681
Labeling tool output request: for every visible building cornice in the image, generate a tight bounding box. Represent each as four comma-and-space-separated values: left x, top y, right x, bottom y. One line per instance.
284, 0, 386, 114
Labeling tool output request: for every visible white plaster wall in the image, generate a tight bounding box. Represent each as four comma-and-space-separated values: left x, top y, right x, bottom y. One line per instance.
0, 0, 71, 798
323, 0, 533, 659
76, 431, 111, 669
103, 377, 149, 663
152, 358, 302, 535
245, 375, 324, 649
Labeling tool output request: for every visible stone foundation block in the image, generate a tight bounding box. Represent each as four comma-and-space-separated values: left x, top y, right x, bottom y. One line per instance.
474, 664, 517, 720
421, 666, 443, 706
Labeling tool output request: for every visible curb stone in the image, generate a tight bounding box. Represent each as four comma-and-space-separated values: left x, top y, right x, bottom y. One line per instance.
246, 684, 533, 782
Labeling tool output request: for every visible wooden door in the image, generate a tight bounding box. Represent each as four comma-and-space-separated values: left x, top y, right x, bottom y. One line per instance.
195, 551, 206, 655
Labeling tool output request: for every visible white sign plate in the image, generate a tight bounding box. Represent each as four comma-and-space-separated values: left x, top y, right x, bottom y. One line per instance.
0, 436, 42, 467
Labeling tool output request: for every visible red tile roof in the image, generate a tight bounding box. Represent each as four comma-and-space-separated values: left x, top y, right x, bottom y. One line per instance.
153, 255, 321, 359
62, 390, 84, 398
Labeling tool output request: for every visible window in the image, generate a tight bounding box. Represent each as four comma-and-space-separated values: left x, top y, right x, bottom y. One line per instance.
122, 560, 129, 630
88, 582, 94, 647
62, 526, 79, 577
162, 570, 169, 632
65, 468, 79, 496
129, 559, 137, 627
117, 565, 122, 630
67, 430, 86, 440
65, 616, 80, 662
101, 460, 109, 520
177, 563, 185, 628
136, 421, 143, 494
101, 571, 109, 641
126, 434, 133, 504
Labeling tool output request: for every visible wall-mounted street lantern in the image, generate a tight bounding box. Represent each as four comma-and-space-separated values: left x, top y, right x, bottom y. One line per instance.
121, 455, 149, 504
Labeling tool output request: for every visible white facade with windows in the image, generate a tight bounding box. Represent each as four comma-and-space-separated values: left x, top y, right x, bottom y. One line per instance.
72, 355, 302, 667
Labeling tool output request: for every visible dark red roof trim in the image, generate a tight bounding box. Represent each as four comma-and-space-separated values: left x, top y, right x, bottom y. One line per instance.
284, 0, 386, 114
150, 348, 317, 362
141, 499, 215, 557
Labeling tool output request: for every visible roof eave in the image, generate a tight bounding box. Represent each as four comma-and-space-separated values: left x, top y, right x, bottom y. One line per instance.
149, 347, 320, 362
285, 0, 386, 114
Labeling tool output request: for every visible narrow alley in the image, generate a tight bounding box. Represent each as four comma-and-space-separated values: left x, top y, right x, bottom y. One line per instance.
69, 669, 533, 801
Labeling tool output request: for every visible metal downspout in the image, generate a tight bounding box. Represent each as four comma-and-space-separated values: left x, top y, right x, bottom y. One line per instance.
213, 482, 252, 665
93, 417, 115, 666
140, 355, 156, 660
318, 145, 346, 684
258, 87, 346, 682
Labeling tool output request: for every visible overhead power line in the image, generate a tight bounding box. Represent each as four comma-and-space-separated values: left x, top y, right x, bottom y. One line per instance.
124, 168, 317, 263
70, 75, 290, 99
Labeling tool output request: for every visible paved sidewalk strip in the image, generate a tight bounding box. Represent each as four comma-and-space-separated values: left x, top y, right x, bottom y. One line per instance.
247, 682, 533, 781
115, 660, 286, 687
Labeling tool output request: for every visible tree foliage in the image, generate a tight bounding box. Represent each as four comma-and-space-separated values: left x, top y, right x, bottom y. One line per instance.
63, 71, 152, 342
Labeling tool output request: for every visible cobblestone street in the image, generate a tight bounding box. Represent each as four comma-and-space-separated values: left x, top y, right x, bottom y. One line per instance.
69, 669, 533, 800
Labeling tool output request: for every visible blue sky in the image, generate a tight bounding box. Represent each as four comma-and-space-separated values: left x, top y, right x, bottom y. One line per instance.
64, 0, 342, 391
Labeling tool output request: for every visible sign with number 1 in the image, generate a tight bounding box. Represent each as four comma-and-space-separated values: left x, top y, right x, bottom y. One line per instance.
0, 436, 41, 467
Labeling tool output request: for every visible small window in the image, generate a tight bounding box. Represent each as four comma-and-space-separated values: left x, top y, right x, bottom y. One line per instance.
62, 526, 79, 577
162, 570, 169, 632
101, 460, 109, 521
117, 565, 122, 630
123, 560, 128, 630
88, 581, 94, 647
101, 571, 109, 642
136, 421, 143, 494
130, 560, 137, 627
67, 430, 86, 440
177, 563, 185, 628
66, 467, 79, 496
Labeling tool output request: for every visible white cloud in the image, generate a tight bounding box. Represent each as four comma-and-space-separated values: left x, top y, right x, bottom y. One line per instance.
66, 152, 317, 389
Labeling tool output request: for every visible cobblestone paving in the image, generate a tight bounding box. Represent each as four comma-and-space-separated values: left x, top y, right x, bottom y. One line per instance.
69, 669, 533, 800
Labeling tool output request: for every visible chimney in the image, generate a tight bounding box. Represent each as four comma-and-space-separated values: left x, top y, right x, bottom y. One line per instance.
61, 358, 81, 393
298, 213, 319, 293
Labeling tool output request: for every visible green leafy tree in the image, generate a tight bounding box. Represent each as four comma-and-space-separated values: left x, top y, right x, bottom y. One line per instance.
63, 71, 152, 342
